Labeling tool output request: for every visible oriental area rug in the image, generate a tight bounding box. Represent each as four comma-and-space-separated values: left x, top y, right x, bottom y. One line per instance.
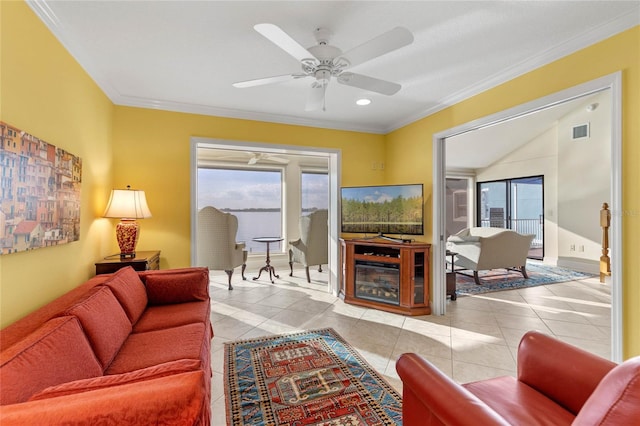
224, 328, 402, 426
455, 262, 595, 297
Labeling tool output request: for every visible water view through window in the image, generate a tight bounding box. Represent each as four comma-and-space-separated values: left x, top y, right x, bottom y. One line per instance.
198, 168, 328, 254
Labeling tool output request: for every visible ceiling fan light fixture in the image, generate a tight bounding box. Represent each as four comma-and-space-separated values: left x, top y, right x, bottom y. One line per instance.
356, 98, 371, 106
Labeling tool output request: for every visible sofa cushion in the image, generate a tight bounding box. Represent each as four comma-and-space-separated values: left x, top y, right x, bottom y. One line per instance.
464, 376, 575, 425
66, 286, 132, 369
29, 358, 202, 401
0, 316, 102, 404
104, 266, 148, 324
2, 371, 207, 426
105, 323, 207, 375
133, 300, 210, 333
141, 268, 209, 305
573, 356, 640, 425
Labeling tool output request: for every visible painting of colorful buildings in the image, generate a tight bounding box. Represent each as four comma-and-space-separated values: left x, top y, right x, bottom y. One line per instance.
0, 122, 82, 254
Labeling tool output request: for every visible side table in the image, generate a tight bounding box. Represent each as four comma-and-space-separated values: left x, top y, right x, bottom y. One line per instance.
252, 237, 283, 283
95, 250, 161, 275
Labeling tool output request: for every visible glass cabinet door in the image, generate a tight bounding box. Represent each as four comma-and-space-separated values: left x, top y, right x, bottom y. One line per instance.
413, 251, 425, 305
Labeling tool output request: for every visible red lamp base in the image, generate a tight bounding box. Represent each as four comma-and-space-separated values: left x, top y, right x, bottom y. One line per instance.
116, 219, 140, 258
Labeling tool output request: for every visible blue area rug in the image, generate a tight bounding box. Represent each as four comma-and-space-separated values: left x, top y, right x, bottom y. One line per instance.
224, 328, 402, 425
455, 262, 595, 296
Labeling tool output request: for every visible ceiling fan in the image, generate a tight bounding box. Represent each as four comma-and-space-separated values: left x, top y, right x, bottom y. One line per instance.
247, 152, 289, 165
233, 24, 414, 111
209, 150, 290, 165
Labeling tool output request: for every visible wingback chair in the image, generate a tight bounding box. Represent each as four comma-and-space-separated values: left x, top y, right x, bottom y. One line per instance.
196, 206, 247, 290
288, 209, 328, 283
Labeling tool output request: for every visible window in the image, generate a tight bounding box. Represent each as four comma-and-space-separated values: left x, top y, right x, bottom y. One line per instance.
197, 168, 282, 254
477, 175, 544, 259
301, 171, 328, 214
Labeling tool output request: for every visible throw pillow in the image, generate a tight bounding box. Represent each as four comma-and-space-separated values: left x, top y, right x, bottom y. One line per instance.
104, 266, 148, 324
65, 286, 132, 369
142, 268, 209, 305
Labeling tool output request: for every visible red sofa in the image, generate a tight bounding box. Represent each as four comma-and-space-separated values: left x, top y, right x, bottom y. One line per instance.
0, 266, 212, 425
396, 331, 640, 425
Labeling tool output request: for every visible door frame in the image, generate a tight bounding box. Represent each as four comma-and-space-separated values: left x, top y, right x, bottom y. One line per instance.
432, 72, 623, 361
190, 137, 342, 296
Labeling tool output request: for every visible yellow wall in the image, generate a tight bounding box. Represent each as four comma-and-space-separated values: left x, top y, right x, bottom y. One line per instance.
0, 1, 115, 327
386, 27, 640, 358
2, 1, 638, 358
111, 107, 385, 269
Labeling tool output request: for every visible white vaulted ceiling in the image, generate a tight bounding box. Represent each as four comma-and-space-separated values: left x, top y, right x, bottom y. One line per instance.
28, 1, 639, 134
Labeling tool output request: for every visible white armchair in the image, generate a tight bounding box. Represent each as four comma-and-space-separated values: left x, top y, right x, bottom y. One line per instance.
288, 209, 328, 283
196, 206, 247, 290
446, 227, 535, 285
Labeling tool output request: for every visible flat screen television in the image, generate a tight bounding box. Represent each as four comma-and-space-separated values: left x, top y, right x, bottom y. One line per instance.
341, 184, 424, 238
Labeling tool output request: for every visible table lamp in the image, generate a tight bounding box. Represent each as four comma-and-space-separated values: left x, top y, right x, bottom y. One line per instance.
103, 185, 152, 258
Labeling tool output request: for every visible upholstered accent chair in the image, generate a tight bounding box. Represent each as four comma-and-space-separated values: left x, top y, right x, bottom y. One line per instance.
196, 206, 247, 290
446, 227, 535, 285
288, 209, 328, 283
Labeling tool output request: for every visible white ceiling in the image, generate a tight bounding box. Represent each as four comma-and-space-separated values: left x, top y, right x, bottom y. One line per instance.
446, 91, 603, 169
28, 1, 639, 134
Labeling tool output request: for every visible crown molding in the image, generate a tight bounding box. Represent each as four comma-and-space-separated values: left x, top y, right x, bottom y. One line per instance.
28, 0, 638, 136
385, 7, 640, 133
111, 95, 387, 134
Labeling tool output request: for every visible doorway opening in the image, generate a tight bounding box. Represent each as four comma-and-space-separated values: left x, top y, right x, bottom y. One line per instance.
189, 138, 341, 296
432, 72, 622, 361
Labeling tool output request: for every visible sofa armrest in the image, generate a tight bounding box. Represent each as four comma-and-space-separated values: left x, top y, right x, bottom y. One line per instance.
396, 353, 510, 426
517, 331, 616, 415
138, 267, 210, 305
0, 371, 207, 426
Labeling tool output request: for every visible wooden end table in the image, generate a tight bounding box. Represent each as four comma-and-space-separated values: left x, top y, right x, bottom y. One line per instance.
95, 250, 161, 275
252, 237, 283, 283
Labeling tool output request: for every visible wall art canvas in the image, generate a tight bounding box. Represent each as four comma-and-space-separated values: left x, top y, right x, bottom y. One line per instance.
0, 122, 82, 254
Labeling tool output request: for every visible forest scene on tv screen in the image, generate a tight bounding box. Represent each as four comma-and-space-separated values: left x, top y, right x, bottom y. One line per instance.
341, 184, 423, 235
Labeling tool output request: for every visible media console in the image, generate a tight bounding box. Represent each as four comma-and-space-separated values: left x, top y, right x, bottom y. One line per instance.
340, 238, 431, 316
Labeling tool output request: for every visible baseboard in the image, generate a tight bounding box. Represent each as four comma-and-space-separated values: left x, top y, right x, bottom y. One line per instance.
557, 256, 599, 274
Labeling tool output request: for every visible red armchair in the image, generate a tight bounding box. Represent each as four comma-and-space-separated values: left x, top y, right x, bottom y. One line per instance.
396, 331, 640, 425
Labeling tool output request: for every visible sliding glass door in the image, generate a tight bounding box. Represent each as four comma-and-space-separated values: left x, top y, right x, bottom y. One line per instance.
478, 176, 543, 259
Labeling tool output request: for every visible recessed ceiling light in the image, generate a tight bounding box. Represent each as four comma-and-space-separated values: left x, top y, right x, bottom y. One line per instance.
356, 98, 371, 106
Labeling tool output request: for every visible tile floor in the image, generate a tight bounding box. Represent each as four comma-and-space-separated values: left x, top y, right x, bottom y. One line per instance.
208, 267, 611, 426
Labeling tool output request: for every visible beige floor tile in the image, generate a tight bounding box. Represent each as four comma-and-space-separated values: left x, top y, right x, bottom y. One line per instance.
452, 361, 516, 383
451, 321, 507, 345
391, 330, 452, 360
402, 316, 452, 337
360, 308, 407, 328
532, 306, 593, 324
209, 269, 611, 426
450, 308, 498, 327
452, 340, 516, 371
494, 312, 550, 331
542, 318, 608, 340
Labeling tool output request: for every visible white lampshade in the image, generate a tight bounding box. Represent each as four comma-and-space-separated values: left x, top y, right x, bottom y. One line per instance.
103, 187, 152, 219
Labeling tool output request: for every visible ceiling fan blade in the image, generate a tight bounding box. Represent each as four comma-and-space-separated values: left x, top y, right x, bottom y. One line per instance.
232, 74, 297, 88
267, 155, 290, 164
305, 84, 326, 111
337, 72, 401, 95
254, 23, 316, 62
341, 27, 413, 68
